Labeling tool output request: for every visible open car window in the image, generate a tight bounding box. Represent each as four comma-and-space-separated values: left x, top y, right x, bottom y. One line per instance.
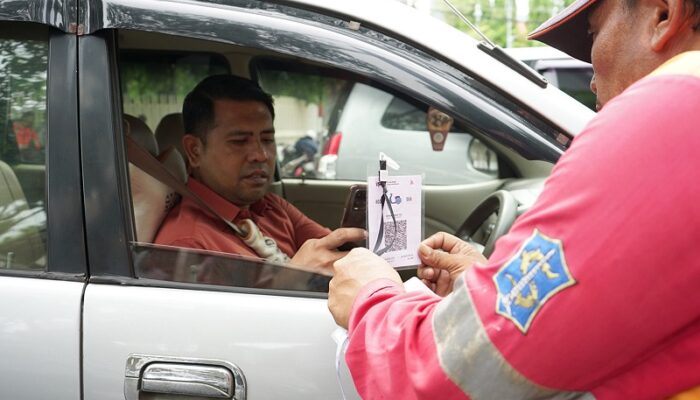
119, 38, 335, 294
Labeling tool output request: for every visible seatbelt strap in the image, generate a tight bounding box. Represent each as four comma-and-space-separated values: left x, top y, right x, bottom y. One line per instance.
125, 135, 247, 237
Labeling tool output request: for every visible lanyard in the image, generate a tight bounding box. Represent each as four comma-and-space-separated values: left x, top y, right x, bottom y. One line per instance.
372, 160, 397, 256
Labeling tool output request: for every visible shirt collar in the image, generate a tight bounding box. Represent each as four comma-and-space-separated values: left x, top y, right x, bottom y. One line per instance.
186, 177, 271, 221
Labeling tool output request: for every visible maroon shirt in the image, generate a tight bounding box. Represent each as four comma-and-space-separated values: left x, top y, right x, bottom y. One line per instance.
154, 177, 330, 259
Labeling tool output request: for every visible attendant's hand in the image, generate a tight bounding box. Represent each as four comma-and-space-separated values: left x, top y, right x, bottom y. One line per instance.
289, 228, 367, 274
417, 232, 487, 296
328, 248, 402, 328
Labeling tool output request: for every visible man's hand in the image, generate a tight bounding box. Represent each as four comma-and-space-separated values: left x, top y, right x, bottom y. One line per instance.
328, 248, 402, 328
417, 232, 487, 297
289, 228, 367, 273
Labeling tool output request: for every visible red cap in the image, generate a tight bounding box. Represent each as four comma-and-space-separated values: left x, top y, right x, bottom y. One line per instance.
528, 0, 598, 63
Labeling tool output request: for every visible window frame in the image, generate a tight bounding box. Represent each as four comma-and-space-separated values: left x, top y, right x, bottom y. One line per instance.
0, 22, 86, 279
81, 0, 562, 284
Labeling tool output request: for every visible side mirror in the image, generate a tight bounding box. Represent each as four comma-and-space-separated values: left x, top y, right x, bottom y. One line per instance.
426, 107, 453, 151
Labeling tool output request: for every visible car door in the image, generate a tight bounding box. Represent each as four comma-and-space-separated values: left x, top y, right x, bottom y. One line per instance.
76, 2, 365, 399
0, 4, 87, 399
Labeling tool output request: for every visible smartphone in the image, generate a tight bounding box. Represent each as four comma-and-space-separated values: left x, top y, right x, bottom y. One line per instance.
338, 184, 367, 251
340, 184, 367, 229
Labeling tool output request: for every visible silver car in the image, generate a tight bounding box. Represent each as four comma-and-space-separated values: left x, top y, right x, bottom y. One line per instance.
315, 82, 498, 185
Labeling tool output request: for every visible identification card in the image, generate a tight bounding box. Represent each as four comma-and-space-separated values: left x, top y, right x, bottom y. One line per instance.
367, 175, 422, 268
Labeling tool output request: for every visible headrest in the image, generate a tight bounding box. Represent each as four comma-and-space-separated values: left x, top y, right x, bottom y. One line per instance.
124, 114, 158, 156
155, 113, 185, 159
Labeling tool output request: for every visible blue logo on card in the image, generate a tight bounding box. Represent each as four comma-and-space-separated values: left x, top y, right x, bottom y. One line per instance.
494, 229, 575, 333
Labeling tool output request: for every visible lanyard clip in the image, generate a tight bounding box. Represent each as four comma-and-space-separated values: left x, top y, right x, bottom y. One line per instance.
378, 159, 388, 183
378, 152, 399, 184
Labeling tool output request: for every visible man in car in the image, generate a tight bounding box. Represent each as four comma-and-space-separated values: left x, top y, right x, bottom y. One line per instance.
328, 0, 700, 398
155, 75, 364, 273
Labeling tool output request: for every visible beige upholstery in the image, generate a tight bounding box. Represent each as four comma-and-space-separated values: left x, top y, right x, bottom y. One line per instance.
124, 114, 159, 156
158, 146, 188, 184
155, 113, 185, 159
126, 114, 188, 243
0, 160, 45, 269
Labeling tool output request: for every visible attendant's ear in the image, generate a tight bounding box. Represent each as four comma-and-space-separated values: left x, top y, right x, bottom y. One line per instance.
650, 0, 694, 51
182, 134, 203, 167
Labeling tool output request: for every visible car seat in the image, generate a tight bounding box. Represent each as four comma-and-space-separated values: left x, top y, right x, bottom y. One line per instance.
125, 114, 187, 243
0, 159, 45, 269
154, 113, 185, 160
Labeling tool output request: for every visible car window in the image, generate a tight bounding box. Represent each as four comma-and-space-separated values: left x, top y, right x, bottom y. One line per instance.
134, 243, 329, 292
0, 26, 48, 271
253, 65, 353, 179
381, 97, 428, 131
119, 42, 332, 294
256, 64, 499, 185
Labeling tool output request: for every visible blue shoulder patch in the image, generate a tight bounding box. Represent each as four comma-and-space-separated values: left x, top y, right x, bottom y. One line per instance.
494, 229, 575, 334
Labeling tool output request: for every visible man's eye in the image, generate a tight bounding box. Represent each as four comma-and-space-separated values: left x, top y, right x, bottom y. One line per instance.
228, 139, 247, 144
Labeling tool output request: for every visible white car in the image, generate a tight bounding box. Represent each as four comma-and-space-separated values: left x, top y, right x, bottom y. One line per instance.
0, 0, 593, 399
506, 46, 595, 110
315, 82, 498, 185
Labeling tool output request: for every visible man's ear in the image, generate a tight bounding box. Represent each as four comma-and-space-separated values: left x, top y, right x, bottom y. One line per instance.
651, 0, 694, 52
182, 134, 202, 167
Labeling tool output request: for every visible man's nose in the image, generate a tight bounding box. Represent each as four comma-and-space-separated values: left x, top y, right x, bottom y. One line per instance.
590, 73, 598, 95
248, 139, 270, 162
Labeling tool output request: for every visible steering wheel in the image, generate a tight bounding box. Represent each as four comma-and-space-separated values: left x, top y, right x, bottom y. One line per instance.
454, 190, 518, 258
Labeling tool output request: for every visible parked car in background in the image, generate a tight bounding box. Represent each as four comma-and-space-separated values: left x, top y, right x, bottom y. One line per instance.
313, 82, 498, 184
0, 0, 593, 399
506, 46, 596, 111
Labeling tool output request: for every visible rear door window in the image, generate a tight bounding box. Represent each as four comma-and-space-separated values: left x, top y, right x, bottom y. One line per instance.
0, 26, 48, 270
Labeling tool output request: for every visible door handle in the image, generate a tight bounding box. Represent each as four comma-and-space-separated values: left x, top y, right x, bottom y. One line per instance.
124, 354, 246, 399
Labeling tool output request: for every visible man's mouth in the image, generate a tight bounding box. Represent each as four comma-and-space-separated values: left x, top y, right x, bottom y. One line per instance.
243, 170, 270, 184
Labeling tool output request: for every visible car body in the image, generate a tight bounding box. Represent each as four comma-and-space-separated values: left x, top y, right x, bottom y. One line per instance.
0, 0, 594, 399
506, 46, 596, 110
315, 82, 498, 184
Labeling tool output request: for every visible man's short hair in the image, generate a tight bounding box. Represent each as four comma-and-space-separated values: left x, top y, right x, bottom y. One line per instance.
183, 75, 275, 143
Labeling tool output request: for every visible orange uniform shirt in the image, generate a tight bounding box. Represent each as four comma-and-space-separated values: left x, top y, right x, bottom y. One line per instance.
155, 177, 330, 259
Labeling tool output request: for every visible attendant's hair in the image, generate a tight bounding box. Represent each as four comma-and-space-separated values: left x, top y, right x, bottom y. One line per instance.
183, 75, 274, 143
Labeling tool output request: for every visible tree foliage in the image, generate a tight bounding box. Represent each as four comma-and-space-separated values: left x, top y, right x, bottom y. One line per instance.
0, 39, 48, 119
433, 0, 577, 48
0, 38, 48, 164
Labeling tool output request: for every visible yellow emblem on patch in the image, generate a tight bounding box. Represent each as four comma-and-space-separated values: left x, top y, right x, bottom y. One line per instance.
494, 229, 576, 334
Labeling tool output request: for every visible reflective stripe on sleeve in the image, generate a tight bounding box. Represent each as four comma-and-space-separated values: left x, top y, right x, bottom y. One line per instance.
432, 277, 594, 400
